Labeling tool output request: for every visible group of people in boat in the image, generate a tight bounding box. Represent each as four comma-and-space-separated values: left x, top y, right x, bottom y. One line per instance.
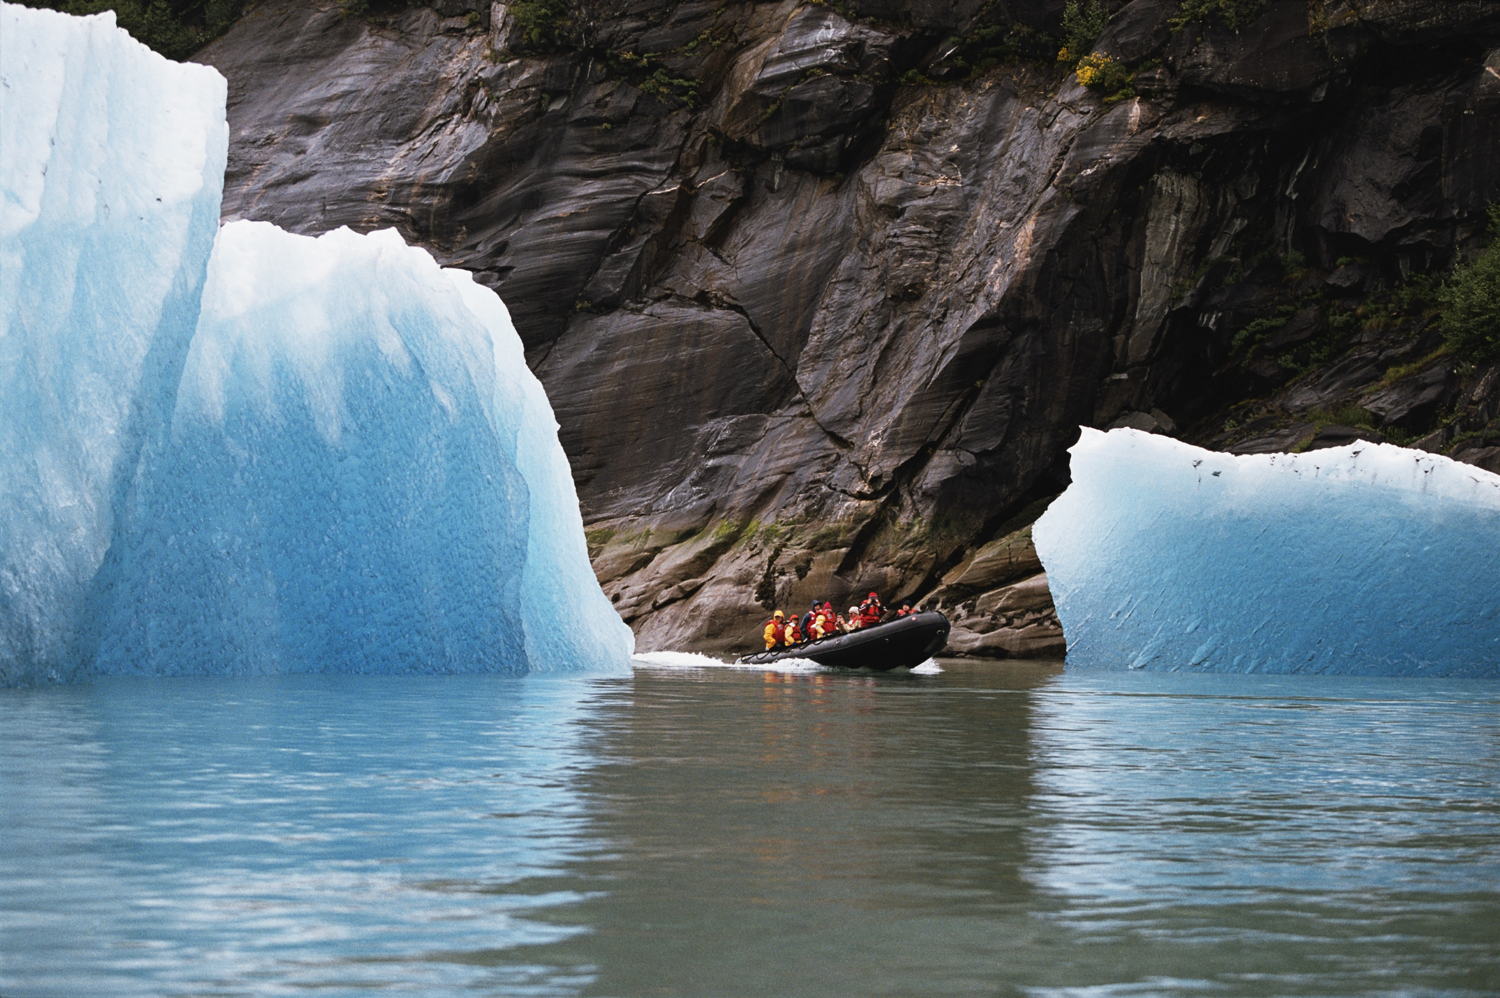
760, 591, 921, 649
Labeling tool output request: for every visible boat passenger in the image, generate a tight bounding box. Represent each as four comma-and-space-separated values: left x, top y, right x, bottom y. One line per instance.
810, 608, 831, 640
896, 603, 914, 617
799, 601, 819, 642
846, 606, 862, 631
784, 618, 802, 644
763, 610, 786, 649
834, 613, 849, 633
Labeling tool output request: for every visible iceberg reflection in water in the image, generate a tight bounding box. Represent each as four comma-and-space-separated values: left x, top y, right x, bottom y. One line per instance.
0, 675, 609, 996
3, 665, 1497, 997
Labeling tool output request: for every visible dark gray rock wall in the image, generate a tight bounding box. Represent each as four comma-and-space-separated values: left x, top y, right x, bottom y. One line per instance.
197, 0, 1500, 656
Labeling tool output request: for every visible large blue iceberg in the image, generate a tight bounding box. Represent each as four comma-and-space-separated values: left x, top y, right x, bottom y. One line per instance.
1034, 428, 1500, 676
0, 4, 632, 681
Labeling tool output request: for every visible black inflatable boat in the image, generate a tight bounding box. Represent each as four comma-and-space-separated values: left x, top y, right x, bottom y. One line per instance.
737, 610, 950, 671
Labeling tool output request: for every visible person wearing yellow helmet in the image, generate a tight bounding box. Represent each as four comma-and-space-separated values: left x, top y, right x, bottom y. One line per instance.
763, 609, 786, 649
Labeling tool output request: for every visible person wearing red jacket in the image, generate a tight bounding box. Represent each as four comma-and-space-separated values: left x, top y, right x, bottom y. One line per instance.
799, 600, 819, 642
809, 608, 831, 640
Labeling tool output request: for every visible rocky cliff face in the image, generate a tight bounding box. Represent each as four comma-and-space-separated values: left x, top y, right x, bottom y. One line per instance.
198, 0, 1500, 656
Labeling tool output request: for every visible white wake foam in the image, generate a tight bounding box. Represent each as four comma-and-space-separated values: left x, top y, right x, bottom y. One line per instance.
632, 650, 825, 674
633, 650, 943, 675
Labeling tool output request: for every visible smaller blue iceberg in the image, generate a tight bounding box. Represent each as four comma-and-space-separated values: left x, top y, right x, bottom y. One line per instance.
1034, 429, 1500, 676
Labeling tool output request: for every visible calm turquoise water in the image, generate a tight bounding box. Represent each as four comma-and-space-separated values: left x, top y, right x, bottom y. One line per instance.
2, 659, 1497, 997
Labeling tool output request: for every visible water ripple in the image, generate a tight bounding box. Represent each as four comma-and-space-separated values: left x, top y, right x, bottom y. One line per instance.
2, 665, 1496, 996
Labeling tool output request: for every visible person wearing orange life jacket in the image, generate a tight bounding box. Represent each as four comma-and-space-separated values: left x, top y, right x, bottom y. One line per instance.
763, 610, 785, 649
895, 602, 914, 617
798, 600, 819, 642
808, 609, 828, 640
784, 618, 802, 644
857, 591, 884, 627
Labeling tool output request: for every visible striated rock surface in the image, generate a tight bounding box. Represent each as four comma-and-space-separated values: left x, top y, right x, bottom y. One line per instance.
196, 0, 1500, 656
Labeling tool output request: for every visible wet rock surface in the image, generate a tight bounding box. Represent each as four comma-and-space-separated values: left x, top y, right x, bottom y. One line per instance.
198, 0, 1500, 657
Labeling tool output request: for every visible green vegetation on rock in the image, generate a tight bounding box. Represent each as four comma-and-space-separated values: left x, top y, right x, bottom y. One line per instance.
1169, 0, 1268, 32
1073, 52, 1133, 99
919, 0, 1056, 81
1438, 206, 1500, 363
18, 0, 245, 59
508, 0, 575, 51
505, 0, 702, 106
1058, 0, 1109, 62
